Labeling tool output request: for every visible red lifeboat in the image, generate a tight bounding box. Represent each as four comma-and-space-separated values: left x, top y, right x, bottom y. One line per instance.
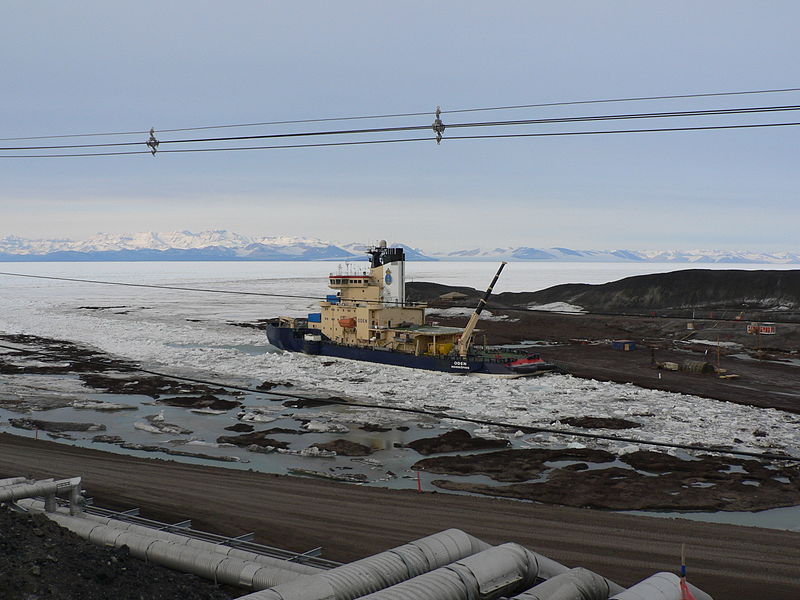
338, 318, 357, 328
508, 353, 557, 374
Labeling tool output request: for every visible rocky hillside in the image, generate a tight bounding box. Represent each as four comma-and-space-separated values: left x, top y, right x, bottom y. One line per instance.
409, 269, 800, 314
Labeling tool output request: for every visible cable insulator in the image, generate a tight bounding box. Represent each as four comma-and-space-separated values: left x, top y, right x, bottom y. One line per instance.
432, 106, 446, 144
146, 128, 160, 156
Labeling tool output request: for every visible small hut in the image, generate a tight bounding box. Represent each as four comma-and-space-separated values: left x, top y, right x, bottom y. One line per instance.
611, 340, 637, 351
681, 360, 715, 374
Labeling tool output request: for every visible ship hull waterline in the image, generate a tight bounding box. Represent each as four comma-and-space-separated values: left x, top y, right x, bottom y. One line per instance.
266, 324, 554, 378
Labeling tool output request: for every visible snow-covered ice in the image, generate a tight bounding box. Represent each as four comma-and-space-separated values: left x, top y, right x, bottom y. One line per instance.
685, 339, 744, 349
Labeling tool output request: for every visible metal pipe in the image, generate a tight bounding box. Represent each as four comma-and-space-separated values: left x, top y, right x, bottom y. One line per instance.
78, 509, 321, 576
509, 567, 625, 599
243, 528, 491, 600
41, 510, 312, 589
609, 572, 713, 600
356, 542, 544, 600
16, 498, 320, 585
0, 477, 81, 512
0, 477, 28, 487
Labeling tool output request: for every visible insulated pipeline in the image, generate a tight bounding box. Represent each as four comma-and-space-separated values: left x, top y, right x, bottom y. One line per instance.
509, 567, 624, 599
356, 543, 544, 600
15, 500, 318, 590
243, 528, 492, 600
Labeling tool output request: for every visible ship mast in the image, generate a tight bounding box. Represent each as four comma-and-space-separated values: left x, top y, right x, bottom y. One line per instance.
456, 262, 507, 358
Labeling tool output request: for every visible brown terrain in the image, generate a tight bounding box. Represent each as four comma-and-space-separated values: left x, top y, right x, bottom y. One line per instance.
430, 309, 800, 414
1, 434, 799, 600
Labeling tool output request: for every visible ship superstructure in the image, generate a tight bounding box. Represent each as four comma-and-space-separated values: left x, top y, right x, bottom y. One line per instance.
317, 241, 462, 355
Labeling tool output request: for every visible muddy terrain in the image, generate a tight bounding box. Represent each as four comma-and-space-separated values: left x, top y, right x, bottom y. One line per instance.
414, 447, 800, 511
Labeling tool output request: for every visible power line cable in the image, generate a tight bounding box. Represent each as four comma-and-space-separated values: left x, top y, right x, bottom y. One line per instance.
3, 85, 800, 141
4, 103, 800, 152
2, 120, 799, 159
0, 271, 339, 301
444, 86, 800, 115
0, 342, 795, 463
445, 104, 800, 129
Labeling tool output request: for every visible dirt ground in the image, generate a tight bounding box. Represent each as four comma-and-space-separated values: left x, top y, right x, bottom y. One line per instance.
1, 434, 798, 600
434, 310, 800, 414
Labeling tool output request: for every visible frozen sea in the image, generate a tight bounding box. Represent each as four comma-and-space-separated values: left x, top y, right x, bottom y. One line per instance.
0, 261, 798, 530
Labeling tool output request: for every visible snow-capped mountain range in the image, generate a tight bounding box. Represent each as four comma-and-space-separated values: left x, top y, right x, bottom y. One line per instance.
0, 230, 798, 263
428, 246, 800, 263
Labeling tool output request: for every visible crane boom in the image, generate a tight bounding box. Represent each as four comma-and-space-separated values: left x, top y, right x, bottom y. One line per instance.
456, 261, 507, 358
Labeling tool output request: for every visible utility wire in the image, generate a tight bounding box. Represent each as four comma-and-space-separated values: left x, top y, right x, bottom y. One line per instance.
0, 138, 426, 158
0, 342, 795, 463
2, 120, 799, 159
0, 271, 337, 301
444, 86, 800, 115
3, 103, 800, 151
3, 85, 800, 141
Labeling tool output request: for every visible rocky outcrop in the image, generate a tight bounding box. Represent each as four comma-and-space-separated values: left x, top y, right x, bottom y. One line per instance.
406, 429, 511, 455
413, 448, 615, 481
156, 395, 240, 410
9, 418, 106, 433
215, 431, 289, 448
310, 439, 373, 456
421, 447, 800, 511
559, 416, 641, 430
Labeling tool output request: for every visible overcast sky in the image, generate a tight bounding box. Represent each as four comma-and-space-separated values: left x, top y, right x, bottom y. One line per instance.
2, 1, 799, 252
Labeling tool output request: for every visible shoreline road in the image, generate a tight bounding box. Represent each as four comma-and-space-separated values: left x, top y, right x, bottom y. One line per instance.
1, 433, 797, 599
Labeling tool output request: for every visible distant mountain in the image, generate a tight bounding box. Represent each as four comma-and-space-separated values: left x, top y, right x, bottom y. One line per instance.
0, 231, 798, 263
0, 231, 361, 262
429, 246, 800, 264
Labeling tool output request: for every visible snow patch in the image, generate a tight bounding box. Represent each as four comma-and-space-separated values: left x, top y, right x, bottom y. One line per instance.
528, 302, 586, 313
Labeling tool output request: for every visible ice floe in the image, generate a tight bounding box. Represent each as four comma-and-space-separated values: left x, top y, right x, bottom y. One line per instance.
302, 420, 350, 433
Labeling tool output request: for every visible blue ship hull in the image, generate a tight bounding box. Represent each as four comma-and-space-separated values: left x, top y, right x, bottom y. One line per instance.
266, 324, 533, 376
